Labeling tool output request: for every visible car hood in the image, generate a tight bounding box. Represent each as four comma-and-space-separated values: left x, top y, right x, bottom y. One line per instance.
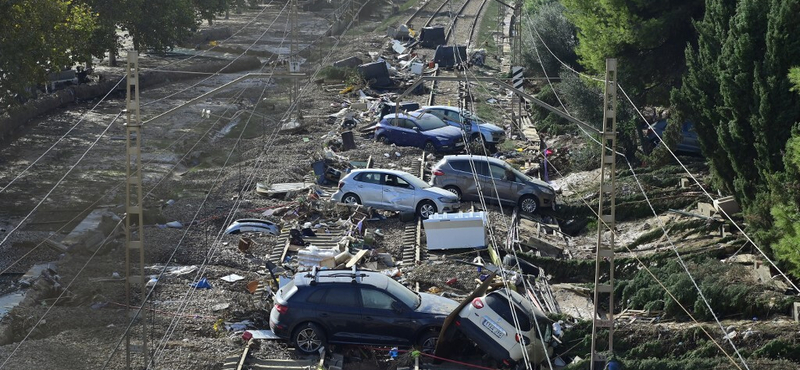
478, 123, 504, 133
425, 125, 463, 139
423, 186, 459, 200
417, 292, 459, 315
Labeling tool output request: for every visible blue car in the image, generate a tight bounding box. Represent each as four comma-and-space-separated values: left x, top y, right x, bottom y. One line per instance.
375, 112, 466, 153
415, 106, 506, 150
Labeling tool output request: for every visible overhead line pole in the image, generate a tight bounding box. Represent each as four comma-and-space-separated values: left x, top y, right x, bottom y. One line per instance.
590, 58, 618, 370
124, 51, 148, 369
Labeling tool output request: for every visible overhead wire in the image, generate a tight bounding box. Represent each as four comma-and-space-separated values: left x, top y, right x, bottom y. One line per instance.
98, 3, 298, 367
525, 12, 800, 294
435, 10, 746, 368
103, 0, 369, 366
521, 16, 749, 369
0, 0, 283, 274
0, 1, 277, 195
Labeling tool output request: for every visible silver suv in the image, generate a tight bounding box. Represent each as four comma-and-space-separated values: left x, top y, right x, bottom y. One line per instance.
430, 155, 556, 213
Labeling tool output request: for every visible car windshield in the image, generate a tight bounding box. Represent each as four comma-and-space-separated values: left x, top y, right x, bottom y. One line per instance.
386, 277, 420, 308
413, 114, 447, 131
400, 173, 431, 189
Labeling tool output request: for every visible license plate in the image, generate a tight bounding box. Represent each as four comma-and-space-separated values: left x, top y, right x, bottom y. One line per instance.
481, 317, 506, 338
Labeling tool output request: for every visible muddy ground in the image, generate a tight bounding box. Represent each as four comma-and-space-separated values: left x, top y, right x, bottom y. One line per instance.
1, 1, 799, 370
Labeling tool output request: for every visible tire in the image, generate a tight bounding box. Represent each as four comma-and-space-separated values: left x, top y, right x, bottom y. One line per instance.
417, 331, 439, 354
443, 186, 462, 200
519, 195, 539, 214
292, 322, 326, 355
377, 135, 389, 145
417, 200, 437, 219
424, 141, 436, 153
342, 193, 361, 205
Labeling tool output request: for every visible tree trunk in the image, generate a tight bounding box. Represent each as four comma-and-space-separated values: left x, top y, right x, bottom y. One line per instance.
109, 49, 117, 67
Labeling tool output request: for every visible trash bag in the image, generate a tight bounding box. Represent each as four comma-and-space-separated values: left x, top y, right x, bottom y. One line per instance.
290, 229, 308, 246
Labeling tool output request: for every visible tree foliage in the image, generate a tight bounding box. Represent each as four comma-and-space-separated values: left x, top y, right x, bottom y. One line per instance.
522, 0, 578, 78
671, 0, 800, 263
560, 0, 704, 105
0, 0, 97, 105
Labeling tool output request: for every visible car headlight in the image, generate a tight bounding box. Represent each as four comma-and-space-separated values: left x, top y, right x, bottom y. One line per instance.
541, 187, 555, 195
438, 196, 457, 203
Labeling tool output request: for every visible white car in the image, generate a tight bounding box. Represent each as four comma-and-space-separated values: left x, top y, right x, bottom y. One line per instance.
331, 169, 460, 218
456, 288, 554, 366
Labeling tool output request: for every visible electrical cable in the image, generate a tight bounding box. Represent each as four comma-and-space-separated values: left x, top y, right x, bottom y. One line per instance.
526, 15, 800, 294
522, 18, 750, 369
0, 1, 278, 195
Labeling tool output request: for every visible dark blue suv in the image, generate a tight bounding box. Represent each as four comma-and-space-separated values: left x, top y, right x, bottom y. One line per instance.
269, 268, 458, 354
375, 112, 465, 153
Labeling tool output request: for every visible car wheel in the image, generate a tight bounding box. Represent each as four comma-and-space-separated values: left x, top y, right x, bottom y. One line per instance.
292, 322, 326, 355
417, 200, 437, 219
519, 195, 539, 214
424, 141, 436, 153
342, 193, 361, 205
377, 135, 389, 145
443, 186, 462, 200
418, 331, 439, 354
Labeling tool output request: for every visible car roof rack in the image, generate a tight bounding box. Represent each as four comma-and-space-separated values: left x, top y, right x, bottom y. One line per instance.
304, 265, 368, 285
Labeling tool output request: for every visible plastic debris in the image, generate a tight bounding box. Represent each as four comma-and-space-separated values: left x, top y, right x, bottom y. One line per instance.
191, 277, 212, 289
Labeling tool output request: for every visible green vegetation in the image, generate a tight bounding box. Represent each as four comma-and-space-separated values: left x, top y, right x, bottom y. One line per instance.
475, 0, 501, 58
517, 0, 800, 280
0, 1, 97, 105
616, 257, 796, 320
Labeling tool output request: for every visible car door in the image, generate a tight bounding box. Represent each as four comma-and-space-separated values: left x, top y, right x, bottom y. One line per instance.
448, 159, 482, 201
354, 172, 386, 207
357, 287, 416, 345
316, 285, 363, 342
483, 163, 514, 204
401, 118, 425, 148
386, 118, 406, 145
382, 173, 416, 212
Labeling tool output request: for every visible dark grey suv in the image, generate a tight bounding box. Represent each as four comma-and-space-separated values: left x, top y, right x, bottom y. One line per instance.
269, 268, 458, 354
430, 155, 556, 213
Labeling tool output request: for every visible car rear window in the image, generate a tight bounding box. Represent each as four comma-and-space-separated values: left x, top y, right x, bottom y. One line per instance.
306, 288, 326, 304
485, 292, 532, 331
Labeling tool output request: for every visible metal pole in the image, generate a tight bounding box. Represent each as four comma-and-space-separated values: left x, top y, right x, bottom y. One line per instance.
590, 58, 618, 370
124, 51, 147, 369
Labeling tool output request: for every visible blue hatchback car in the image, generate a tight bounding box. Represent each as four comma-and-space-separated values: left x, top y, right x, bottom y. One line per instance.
375, 112, 465, 153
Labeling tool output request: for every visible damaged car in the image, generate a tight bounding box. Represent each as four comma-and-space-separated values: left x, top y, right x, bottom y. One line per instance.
269, 268, 459, 354
374, 111, 465, 153
415, 106, 506, 150
331, 169, 460, 218
430, 155, 556, 213
456, 288, 555, 367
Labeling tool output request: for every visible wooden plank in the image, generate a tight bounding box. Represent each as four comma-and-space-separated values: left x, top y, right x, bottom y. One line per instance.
346, 249, 369, 268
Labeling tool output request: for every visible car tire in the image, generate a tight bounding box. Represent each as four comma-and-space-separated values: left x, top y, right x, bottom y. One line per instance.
292, 322, 326, 355
519, 195, 539, 214
417, 331, 439, 354
443, 186, 462, 200
417, 200, 437, 219
377, 135, 389, 145
342, 193, 361, 205
424, 141, 436, 153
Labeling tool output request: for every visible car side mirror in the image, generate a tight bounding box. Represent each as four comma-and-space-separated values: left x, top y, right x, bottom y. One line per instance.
413, 127, 420, 131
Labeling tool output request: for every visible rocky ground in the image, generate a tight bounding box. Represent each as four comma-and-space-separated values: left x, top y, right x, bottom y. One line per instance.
1, 1, 799, 370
